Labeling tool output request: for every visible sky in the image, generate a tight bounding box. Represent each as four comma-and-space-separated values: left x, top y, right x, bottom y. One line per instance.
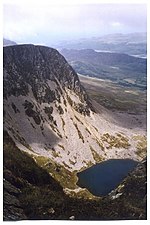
3, 0, 147, 46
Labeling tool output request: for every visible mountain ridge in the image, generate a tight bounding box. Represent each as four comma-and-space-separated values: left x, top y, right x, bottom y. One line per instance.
61, 48, 146, 65
56, 32, 146, 57
61, 48, 147, 90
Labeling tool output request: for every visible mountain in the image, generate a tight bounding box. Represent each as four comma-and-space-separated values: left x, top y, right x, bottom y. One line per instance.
3, 38, 17, 46
4, 44, 146, 171
61, 49, 147, 90
56, 33, 147, 57
61, 48, 146, 66
3, 44, 146, 219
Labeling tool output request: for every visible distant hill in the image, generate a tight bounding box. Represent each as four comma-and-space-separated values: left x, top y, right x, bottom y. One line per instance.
61, 48, 146, 66
56, 33, 147, 57
61, 48, 147, 90
3, 38, 17, 46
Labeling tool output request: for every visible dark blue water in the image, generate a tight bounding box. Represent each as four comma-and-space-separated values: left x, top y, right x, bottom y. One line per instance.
77, 159, 138, 197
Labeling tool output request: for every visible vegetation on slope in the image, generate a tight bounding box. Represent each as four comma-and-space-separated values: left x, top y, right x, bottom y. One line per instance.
79, 75, 146, 113
4, 131, 146, 220
61, 49, 147, 91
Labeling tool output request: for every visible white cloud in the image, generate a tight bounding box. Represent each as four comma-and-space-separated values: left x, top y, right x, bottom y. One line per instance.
3, 2, 147, 44
111, 22, 122, 27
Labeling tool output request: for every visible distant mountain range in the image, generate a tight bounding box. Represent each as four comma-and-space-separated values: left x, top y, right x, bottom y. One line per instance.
3, 38, 17, 46
4, 32, 147, 57
56, 33, 147, 57
61, 48, 147, 90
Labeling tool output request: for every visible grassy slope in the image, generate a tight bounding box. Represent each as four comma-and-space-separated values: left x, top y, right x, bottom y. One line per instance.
79, 75, 146, 113
61, 49, 147, 91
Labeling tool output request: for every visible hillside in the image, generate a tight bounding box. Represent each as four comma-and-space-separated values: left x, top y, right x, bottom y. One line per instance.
3, 44, 147, 220
61, 49, 147, 90
4, 131, 147, 220
56, 33, 147, 57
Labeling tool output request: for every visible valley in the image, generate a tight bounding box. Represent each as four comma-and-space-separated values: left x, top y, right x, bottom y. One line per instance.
3, 0, 147, 219
79, 74, 146, 114
61, 49, 147, 91
56, 32, 147, 57
3, 44, 147, 220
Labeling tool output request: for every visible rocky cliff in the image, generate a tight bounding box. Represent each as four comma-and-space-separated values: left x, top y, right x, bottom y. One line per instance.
4, 44, 146, 186
4, 45, 95, 171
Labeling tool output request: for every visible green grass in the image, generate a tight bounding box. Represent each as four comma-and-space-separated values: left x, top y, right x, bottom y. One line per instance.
79, 75, 146, 113
90, 145, 104, 162
101, 133, 130, 149
96, 139, 105, 151
4, 131, 147, 220
34, 155, 78, 189
4, 131, 62, 189
133, 135, 147, 158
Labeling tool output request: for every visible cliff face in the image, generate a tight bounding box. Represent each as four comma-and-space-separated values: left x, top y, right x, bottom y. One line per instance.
4, 44, 146, 174
4, 45, 90, 106
4, 45, 96, 172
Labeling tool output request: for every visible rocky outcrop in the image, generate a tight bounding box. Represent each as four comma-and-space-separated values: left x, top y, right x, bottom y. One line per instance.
4, 45, 91, 107
107, 158, 147, 219
3, 180, 27, 221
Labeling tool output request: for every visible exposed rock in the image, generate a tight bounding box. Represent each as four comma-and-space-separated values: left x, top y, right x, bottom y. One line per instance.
3, 129, 146, 220
3, 44, 146, 174
23, 100, 41, 125
3, 43, 147, 221
48, 208, 55, 214
3, 179, 27, 221
3, 45, 90, 106
110, 192, 123, 200
11, 103, 20, 113
69, 215, 75, 220
107, 158, 147, 219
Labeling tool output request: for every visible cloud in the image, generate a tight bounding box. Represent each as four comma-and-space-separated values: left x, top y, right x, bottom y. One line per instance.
111, 22, 122, 27
3, 3, 147, 44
